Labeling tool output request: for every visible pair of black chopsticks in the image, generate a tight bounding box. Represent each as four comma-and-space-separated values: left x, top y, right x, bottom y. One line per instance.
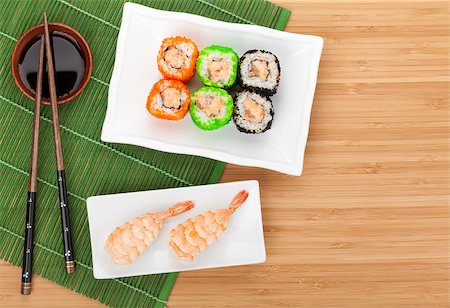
21, 13, 75, 295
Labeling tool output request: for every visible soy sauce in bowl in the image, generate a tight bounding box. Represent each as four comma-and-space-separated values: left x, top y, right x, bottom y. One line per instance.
11, 22, 92, 105
18, 31, 85, 100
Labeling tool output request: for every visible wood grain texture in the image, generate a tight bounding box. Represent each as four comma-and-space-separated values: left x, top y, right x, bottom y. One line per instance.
0, 0, 448, 306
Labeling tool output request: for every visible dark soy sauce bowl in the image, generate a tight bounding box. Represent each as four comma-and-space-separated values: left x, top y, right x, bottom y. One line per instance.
11, 23, 92, 105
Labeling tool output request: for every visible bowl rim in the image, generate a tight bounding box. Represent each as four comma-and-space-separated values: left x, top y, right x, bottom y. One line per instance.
11, 22, 93, 105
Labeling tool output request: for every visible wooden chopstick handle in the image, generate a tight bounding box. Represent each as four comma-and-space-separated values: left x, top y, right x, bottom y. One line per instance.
57, 170, 75, 274
21, 192, 36, 295
43, 14, 74, 274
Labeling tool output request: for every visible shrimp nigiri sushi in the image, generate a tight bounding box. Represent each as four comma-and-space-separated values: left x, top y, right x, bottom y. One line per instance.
106, 201, 194, 264
168, 190, 249, 261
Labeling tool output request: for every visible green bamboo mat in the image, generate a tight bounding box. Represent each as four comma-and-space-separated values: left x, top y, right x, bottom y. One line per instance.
0, 0, 290, 306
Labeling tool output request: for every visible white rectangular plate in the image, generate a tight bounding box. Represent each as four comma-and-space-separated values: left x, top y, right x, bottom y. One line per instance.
87, 180, 265, 279
102, 3, 323, 176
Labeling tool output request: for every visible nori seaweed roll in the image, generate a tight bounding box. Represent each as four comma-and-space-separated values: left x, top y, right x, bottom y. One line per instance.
233, 90, 274, 134
190, 86, 233, 130
238, 50, 280, 95
196, 45, 239, 88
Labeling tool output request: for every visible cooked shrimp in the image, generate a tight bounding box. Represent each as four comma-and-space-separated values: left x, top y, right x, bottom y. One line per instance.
243, 98, 265, 123
106, 201, 194, 264
168, 190, 249, 261
160, 87, 182, 109
195, 95, 225, 117
207, 58, 230, 83
248, 60, 269, 80
164, 47, 187, 69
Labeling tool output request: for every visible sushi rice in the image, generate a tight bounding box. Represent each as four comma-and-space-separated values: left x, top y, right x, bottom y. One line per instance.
196, 45, 239, 88
190, 86, 233, 130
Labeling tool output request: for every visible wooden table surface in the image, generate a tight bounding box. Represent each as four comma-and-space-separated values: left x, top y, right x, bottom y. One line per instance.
1, 0, 448, 306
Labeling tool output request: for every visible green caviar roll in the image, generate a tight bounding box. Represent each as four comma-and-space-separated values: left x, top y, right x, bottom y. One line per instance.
190, 86, 233, 130
196, 45, 239, 88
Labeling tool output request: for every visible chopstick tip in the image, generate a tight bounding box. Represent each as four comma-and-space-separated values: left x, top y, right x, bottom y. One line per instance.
66, 261, 75, 274
20, 282, 31, 295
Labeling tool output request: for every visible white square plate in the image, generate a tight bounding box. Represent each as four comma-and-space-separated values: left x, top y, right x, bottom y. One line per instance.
102, 3, 323, 176
87, 180, 265, 279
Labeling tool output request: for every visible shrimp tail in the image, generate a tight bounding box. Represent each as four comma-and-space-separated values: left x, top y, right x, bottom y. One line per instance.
170, 201, 195, 216
156, 201, 194, 221
229, 190, 249, 213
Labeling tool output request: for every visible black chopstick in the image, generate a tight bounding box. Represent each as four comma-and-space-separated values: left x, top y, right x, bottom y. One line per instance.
21, 34, 45, 295
43, 13, 75, 274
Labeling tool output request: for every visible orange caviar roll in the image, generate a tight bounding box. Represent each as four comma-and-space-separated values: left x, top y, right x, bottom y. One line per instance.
157, 36, 199, 81
146, 79, 190, 120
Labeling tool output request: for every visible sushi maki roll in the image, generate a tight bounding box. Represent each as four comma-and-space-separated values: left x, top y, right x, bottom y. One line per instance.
233, 90, 274, 134
190, 86, 233, 130
238, 50, 280, 95
146, 79, 191, 120
157, 37, 199, 81
196, 45, 239, 88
